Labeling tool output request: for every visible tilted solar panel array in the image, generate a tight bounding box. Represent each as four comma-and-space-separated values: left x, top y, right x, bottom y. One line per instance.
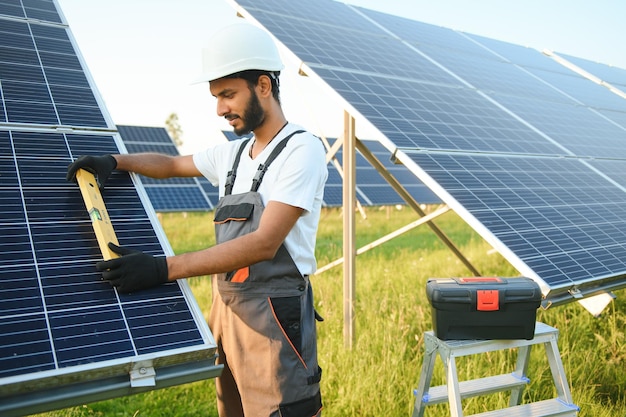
230, 0, 626, 304
117, 125, 217, 211
0, 1, 219, 415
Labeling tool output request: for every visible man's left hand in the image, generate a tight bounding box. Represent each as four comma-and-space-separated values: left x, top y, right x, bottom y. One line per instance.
97, 243, 169, 293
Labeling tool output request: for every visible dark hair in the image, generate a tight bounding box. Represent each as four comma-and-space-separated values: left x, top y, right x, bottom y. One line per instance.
225, 70, 281, 104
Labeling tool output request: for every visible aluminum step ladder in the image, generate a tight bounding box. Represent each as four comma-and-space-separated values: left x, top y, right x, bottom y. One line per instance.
412, 322, 579, 417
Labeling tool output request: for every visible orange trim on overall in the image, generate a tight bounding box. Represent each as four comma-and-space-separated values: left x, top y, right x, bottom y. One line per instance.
268, 297, 308, 369
231, 266, 249, 283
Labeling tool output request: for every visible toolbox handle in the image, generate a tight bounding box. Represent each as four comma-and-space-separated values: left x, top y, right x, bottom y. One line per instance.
458, 277, 503, 284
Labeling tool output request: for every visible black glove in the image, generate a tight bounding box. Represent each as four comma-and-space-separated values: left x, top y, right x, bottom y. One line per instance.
96, 243, 169, 293
66, 154, 117, 189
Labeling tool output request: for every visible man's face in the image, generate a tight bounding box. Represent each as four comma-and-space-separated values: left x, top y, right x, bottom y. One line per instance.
210, 77, 265, 136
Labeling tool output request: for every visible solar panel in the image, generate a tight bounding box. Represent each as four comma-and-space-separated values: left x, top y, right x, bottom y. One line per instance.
540, 51, 626, 129
221, 129, 251, 141
0, 19, 106, 127
230, 0, 626, 305
117, 125, 217, 211
0, 3, 219, 415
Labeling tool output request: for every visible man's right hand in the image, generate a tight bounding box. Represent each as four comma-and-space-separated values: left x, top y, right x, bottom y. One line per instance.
66, 155, 117, 189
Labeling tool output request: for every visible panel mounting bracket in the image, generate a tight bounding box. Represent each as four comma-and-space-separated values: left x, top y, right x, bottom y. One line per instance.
130, 360, 156, 388
568, 286, 583, 299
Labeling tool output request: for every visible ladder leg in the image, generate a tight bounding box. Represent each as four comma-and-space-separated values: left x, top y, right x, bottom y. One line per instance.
509, 344, 531, 406
544, 337, 575, 405
412, 336, 439, 417
445, 354, 464, 417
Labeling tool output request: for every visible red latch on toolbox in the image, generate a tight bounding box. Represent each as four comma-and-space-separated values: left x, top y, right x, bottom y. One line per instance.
477, 290, 499, 311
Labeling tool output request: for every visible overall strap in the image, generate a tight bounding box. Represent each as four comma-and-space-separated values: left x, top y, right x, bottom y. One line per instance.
224, 138, 252, 196
251, 130, 305, 192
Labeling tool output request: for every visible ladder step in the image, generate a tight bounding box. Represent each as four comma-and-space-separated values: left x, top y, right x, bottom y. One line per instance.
469, 399, 579, 417
421, 373, 529, 405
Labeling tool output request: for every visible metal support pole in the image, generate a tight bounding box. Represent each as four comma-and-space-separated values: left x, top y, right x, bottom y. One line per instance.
343, 111, 356, 348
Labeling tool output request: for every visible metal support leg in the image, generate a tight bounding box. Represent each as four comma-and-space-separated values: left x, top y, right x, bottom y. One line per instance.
444, 352, 464, 417
412, 336, 439, 417
509, 344, 531, 406
544, 336, 575, 406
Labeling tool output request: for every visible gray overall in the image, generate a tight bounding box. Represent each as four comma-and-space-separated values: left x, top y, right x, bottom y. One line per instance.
209, 131, 323, 417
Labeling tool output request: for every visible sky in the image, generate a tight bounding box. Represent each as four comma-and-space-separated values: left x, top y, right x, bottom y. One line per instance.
55, 0, 626, 154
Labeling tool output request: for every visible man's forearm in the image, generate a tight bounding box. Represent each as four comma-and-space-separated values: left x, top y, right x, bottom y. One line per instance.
113, 153, 177, 178
166, 231, 279, 280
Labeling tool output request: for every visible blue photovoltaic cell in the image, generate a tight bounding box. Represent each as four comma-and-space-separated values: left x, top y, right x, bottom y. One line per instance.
0, 19, 106, 127
418, 28, 625, 117
588, 159, 626, 189
488, 93, 626, 159
222, 130, 251, 141
117, 125, 217, 211
0, 3, 217, 413
0, 0, 61, 23
117, 124, 175, 144
359, 9, 495, 60
233, 0, 626, 302
596, 109, 626, 131
462, 33, 569, 73
556, 52, 626, 89
522, 67, 626, 111
418, 44, 573, 104
144, 186, 214, 211
198, 176, 220, 205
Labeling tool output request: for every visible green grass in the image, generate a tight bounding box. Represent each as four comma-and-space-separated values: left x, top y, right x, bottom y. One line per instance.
33, 206, 626, 416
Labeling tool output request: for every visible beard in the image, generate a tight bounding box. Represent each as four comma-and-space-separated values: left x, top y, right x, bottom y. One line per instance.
233, 90, 265, 136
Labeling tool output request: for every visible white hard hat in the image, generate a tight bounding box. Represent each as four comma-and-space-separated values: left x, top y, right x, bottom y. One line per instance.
195, 22, 284, 83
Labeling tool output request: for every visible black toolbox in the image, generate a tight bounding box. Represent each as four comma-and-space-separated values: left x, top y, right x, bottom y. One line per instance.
426, 277, 542, 340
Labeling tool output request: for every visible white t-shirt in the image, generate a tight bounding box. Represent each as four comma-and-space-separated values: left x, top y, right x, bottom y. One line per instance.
193, 123, 328, 275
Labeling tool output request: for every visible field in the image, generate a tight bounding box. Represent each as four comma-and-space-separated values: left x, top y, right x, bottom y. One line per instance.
34, 206, 626, 416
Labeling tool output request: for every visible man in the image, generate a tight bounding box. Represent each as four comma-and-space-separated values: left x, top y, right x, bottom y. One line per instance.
67, 22, 327, 417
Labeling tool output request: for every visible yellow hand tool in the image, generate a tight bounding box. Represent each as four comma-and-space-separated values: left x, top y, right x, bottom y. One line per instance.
75, 168, 119, 260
